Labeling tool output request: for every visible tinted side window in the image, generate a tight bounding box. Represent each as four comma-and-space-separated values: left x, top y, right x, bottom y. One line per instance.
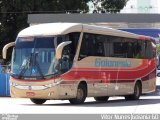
95, 35, 105, 56
79, 33, 106, 60
145, 41, 155, 59
110, 37, 129, 58
110, 36, 146, 59
68, 32, 80, 56
133, 41, 145, 59
79, 33, 153, 60
113, 42, 128, 58
79, 33, 95, 60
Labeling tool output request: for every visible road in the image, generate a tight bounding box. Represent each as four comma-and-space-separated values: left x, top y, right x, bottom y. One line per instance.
0, 78, 160, 114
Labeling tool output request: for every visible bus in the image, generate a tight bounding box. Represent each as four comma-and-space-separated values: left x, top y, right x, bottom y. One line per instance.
2, 23, 156, 104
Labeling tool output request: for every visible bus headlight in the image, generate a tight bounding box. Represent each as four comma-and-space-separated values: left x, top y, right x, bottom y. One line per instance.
10, 80, 63, 90
44, 80, 62, 88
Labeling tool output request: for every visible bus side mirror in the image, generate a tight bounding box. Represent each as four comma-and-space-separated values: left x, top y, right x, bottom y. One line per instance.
2, 42, 15, 59
55, 41, 72, 60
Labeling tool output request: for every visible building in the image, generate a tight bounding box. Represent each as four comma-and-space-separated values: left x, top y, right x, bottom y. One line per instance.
28, 13, 160, 29
121, 0, 160, 13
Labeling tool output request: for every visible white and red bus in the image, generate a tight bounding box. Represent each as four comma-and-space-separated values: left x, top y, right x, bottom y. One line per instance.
3, 23, 156, 104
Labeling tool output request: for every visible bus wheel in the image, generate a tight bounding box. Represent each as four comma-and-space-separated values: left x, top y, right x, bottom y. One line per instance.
69, 83, 87, 104
94, 96, 109, 102
30, 99, 47, 104
125, 82, 141, 101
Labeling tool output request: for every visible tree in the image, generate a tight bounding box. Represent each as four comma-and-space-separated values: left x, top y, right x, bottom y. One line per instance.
91, 0, 128, 13
157, 45, 160, 55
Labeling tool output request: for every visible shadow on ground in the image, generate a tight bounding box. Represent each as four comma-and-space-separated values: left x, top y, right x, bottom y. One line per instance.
22, 98, 160, 107
22, 86, 160, 107
23, 86, 160, 107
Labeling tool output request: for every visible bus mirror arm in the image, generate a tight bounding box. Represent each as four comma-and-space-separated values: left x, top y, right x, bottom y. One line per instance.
2, 42, 15, 59
55, 41, 72, 60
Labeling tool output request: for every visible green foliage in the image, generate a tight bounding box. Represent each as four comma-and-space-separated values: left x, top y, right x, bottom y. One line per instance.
157, 45, 160, 54
102, 0, 128, 13
91, 0, 128, 13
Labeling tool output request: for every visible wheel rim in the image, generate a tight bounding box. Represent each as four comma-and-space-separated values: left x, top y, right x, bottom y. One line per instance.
77, 88, 84, 100
135, 85, 139, 97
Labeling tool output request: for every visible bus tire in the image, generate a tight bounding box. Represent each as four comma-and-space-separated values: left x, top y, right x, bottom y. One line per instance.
30, 99, 47, 104
125, 82, 141, 101
94, 96, 109, 102
69, 83, 87, 104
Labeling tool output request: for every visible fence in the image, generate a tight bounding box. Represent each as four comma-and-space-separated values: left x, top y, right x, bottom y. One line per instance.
0, 65, 10, 96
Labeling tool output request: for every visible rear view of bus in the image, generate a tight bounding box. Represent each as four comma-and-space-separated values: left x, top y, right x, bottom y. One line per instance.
2, 23, 156, 104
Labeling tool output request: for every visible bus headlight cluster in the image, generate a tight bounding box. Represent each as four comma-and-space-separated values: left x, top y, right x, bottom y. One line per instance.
44, 80, 62, 88
10, 80, 63, 90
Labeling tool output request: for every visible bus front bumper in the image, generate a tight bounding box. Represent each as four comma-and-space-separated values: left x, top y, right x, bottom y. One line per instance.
10, 80, 77, 100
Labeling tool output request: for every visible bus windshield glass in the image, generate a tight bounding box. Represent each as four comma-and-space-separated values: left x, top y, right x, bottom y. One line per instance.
11, 36, 65, 79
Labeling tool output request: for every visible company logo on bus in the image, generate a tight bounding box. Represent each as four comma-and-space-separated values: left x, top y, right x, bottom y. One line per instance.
95, 58, 132, 68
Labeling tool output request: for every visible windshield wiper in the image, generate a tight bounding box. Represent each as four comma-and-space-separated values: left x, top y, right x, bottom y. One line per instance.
33, 52, 44, 79
43, 72, 60, 79
18, 52, 44, 79
18, 55, 31, 79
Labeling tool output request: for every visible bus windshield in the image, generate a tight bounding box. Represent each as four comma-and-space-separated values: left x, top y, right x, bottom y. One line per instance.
11, 36, 66, 79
